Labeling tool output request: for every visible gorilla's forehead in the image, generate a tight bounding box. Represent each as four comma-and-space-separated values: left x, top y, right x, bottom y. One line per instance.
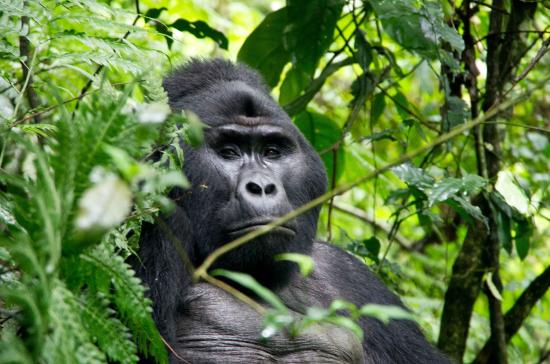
205, 122, 297, 143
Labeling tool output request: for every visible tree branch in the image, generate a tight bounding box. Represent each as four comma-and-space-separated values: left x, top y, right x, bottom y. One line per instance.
473, 265, 550, 364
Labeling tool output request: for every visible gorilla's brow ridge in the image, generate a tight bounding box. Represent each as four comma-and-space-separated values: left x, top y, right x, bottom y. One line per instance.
231, 115, 282, 127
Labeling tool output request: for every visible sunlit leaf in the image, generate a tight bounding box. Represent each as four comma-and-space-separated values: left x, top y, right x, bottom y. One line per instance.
75, 175, 132, 231
485, 272, 503, 301
495, 171, 530, 215
359, 304, 413, 324
275, 253, 314, 277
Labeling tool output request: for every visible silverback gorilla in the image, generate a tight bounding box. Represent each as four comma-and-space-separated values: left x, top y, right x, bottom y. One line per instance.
136, 59, 450, 363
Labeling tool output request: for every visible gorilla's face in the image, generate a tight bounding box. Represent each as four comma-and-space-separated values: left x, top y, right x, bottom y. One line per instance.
207, 121, 300, 236
180, 115, 326, 276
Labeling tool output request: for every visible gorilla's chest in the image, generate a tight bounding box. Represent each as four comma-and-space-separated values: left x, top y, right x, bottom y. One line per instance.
174, 283, 364, 364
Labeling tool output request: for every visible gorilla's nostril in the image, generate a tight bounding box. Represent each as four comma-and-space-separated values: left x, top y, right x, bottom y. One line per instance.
264, 183, 276, 195
246, 181, 262, 195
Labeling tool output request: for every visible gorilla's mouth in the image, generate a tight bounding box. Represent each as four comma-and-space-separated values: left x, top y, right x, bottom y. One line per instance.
226, 219, 296, 238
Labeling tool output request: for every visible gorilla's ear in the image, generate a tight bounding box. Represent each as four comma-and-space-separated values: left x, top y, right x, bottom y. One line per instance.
162, 58, 270, 106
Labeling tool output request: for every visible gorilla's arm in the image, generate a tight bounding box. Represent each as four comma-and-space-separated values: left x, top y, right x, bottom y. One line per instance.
278, 242, 451, 364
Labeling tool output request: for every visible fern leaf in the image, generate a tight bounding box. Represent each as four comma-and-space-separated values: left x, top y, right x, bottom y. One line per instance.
79, 244, 167, 363
43, 282, 106, 364
77, 293, 139, 363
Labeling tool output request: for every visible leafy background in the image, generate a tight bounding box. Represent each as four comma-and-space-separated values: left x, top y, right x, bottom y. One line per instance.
0, 0, 549, 363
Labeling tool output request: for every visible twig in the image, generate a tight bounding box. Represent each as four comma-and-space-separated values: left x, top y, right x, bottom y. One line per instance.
159, 335, 190, 363
18, 6, 40, 123
333, 203, 412, 249
326, 148, 338, 241
512, 36, 550, 86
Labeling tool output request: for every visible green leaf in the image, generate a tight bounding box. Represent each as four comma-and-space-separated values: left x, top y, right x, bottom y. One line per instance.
514, 219, 532, 260
279, 66, 310, 105
77, 293, 138, 363
359, 304, 413, 324
152, 22, 174, 49
326, 316, 363, 340
445, 96, 469, 129
362, 237, 380, 262
275, 253, 315, 277
238, 9, 290, 88
495, 171, 530, 216
448, 196, 488, 228
350, 73, 375, 110
393, 164, 488, 226
354, 30, 373, 71
80, 245, 167, 362
496, 209, 512, 253
183, 110, 208, 148
18, 123, 57, 137
285, 0, 345, 76
211, 269, 287, 312
392, 163, 434, 191
170, 19, 228, 49
485, 272, 503, 301
143, 7, 167, 21
294, 110, 345, 185
393, 91, 410, 120
371, 93, 386, 124
370, 0, 463, 58
427, 175, 485, 207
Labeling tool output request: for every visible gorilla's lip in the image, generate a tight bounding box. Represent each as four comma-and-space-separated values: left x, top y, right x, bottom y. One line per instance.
226, 219, 296, 238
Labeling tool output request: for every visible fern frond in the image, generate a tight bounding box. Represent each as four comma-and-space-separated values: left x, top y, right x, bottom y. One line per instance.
43, 282, 106, 364
0, 331, 33, 364
80, 244, 167, 363
77, 293, 139, 363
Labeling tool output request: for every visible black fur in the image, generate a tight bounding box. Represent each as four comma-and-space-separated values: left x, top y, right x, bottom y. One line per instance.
135, 58, 450, 363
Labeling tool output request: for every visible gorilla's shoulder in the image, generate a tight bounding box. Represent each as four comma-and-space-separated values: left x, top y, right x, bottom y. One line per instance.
310, 241, 404, 306
162, 58, 270, 104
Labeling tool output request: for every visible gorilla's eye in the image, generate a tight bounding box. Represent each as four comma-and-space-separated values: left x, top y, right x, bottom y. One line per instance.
218, 146, 240, 159
263, 146, 281, 159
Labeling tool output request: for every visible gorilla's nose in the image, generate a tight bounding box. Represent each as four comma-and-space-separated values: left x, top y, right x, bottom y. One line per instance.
245, 180, 277, 196
237, 171, 283, 208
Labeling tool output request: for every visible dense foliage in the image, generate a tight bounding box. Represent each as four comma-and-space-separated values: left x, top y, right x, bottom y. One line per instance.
0, 0, 548, 363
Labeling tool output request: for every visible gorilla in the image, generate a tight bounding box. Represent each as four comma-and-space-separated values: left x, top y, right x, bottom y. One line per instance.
136, 59, 450, 363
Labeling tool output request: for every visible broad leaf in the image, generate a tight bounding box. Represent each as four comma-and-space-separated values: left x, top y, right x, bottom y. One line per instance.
285, 0, 345, 76
294, 111, 345, 185
370, 0, 463, 59
238, 9, 290, 88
